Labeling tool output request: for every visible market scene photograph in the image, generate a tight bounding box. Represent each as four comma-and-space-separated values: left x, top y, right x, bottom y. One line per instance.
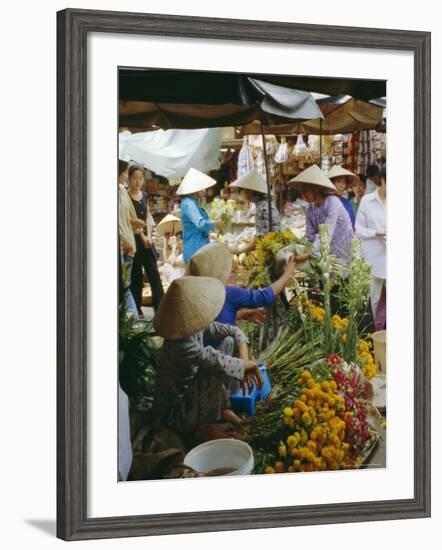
117, 69, 387, 481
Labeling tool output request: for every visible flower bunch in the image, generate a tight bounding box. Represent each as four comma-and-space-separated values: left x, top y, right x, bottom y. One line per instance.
250, 231, 298, 288
332, 314, 349, 331
343, 239, 372, 363
326, 355, 374, 458
264, 370, 351, 473
357, 339, 377, 380
347, 240, 371, 311
310, 303, 325, 324
207, 198, 236, 233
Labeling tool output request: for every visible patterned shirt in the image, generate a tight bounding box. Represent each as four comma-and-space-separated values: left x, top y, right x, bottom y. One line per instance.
306, 194, 354, 265
153, 322, 247, 433
255, 199, 281, 237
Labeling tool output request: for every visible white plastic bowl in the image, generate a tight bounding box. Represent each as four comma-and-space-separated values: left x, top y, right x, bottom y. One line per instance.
184, 439, 254, 476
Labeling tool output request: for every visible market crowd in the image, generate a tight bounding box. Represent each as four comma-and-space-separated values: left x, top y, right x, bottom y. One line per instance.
118, 158, 386, 479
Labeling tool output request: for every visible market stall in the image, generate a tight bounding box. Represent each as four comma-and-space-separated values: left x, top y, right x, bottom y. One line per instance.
118, 68, 387, 480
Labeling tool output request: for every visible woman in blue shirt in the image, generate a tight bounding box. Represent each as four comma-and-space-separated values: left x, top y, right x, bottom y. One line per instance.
177, 167, 224, 263
187, 241, 296, 401
327, 165, 357, 228
187, 242, 296, 327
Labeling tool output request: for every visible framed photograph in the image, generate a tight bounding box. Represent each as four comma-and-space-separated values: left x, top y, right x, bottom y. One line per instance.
57, 8, 431, 541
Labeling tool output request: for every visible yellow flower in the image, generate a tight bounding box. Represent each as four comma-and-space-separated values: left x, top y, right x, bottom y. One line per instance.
300, 429, 308, 444
302, 412, 312, 426
287, 435, 298, 448
278, 443, 287, 457
283, 407, 293, 418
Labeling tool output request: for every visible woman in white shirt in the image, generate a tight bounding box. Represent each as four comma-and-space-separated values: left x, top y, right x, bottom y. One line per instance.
355, 168, 386, 325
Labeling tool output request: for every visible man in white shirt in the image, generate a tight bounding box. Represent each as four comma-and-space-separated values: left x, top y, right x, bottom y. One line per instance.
355, 168, 386, 323
365, 164, 381, 195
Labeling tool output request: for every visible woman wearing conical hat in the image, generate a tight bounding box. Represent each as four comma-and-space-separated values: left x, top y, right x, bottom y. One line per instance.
327, 165, 357, 227
186, 242, 298, 395
187, 241, 297, 328
152, 276, 263, 440
289, 165, 354, 266
177, 168, 224, 263
229, 169, 281, 254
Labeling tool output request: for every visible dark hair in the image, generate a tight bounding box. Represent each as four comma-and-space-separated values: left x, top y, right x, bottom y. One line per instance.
250, 190, 266, 201
380, 166, 386, 180
366, 164, 380, 179
357, 173, 367, 184
118, 160, 128, 177
128, 164, 144, 179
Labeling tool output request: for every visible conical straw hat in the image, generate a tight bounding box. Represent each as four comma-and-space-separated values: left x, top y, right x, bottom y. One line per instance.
229, 168, 268, 194
176, 167, 217, 196
185, 242, 233, 284
289, 164, 336, 192
153, 276, 226, 339
327, 165, 356, 179
156, 213, 182, 237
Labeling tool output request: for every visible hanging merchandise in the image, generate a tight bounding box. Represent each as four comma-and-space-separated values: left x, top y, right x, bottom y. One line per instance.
265, 135, 278, 156
237, 136, 255, 178
294, 134, 308, 157
274, 137, 289, 164
321, 154, 331, 174
369, 130, 385, 164
346, 132, 359, 174
380, 133, 387, 161
332, 134, 345, 166
355, 130, 373, 174
307, 135, 320, 164
255, 148, 265, 177
248, 134, 264, 148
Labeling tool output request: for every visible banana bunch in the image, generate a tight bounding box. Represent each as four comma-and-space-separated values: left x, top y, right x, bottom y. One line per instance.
239, 252, 258, 269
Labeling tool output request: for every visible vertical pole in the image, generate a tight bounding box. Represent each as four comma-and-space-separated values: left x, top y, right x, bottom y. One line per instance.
320, 118, 323, 162
260, 121, 273, 230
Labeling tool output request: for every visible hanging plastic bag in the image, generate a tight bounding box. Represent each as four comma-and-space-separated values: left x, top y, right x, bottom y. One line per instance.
237, 136, 254, 178
274, 137, 289, 163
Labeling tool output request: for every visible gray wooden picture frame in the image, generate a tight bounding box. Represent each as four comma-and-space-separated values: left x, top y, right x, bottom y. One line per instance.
57, 8, 431, 541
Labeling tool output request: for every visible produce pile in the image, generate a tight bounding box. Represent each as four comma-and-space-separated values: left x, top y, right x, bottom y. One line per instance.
244, 226, 382, 474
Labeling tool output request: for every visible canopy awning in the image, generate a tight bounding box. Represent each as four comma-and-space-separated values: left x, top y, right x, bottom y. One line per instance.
119, 68, 386, 103
239, 97, 384, 135
119, 73, 324, 131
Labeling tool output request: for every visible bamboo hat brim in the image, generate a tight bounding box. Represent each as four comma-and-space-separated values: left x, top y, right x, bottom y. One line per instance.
185, 242, 233, 284
229, 168, 268, 194
288, 164, 336, 192
156, 214, 182, 236
176, 167, 217, 196
153, 276, 226, 339
327, 165, 356, 179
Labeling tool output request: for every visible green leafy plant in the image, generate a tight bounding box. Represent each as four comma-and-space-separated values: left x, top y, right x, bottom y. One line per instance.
119, 309, 162, 413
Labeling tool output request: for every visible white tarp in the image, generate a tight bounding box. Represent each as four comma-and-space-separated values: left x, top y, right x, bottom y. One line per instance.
119, 128, 222, 178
